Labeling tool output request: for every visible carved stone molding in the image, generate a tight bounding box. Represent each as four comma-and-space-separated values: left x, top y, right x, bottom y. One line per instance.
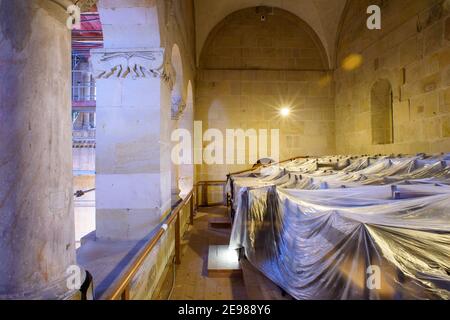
171, 97, 186, 120
90, 48, 166, 80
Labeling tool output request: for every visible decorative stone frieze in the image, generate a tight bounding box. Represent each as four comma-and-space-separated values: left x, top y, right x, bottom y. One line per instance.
91, 48, 167, 80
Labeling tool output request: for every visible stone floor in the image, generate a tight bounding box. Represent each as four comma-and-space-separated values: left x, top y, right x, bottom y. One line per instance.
155, 206, 248, 300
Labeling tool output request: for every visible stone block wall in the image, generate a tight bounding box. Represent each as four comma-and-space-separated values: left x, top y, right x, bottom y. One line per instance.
196, 7, 336, 189
195, 69, 336, 185
335, 0, 450, 155
200, 7, 327, 70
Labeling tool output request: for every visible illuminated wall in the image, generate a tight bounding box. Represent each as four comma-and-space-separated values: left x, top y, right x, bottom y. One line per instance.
335, 0, 450, 154
196, 8, 336, 195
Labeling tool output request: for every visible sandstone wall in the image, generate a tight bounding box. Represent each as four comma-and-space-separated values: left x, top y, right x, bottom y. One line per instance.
195, 69, 335, 180
335, 0, 450, 154
200, 7, 327, 70
196, 8, 336, 197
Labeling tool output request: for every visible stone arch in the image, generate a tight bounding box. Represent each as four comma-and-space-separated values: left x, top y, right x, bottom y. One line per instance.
200, 7, 329, 70
194, 0, 347, 67
171, 44, 185, 119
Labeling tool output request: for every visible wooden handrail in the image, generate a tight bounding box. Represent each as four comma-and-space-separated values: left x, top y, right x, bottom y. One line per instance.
196, 180, 226, 185
101, 189, 195, 300
227, 156, 309, 177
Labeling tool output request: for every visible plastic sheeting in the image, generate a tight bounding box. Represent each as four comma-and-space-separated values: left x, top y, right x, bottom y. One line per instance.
229, 156, 450, 300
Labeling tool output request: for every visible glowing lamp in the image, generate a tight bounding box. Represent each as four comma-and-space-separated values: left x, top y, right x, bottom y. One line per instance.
280, 107, 290, 117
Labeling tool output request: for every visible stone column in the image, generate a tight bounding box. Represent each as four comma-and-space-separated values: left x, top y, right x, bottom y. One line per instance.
0, 0, 78, 299
92, 48, 172, 241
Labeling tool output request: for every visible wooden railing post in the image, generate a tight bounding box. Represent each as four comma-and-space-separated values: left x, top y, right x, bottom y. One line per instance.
190, 193, 194, 225
121, 286, 130, 300
175, 211, 181, 265
222, 183, 227, 206
202, 183, 208, 207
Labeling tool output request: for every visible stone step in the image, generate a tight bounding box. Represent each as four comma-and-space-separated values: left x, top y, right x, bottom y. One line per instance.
208, 217, 232, 229
207, 245, 241, 277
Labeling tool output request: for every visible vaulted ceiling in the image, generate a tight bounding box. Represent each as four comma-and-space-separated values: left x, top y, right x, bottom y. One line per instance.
194, 0, 347, 68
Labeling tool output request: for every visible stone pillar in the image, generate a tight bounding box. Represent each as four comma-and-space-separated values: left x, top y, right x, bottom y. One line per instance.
170, 120, 180, 198
178, 98, 194, 197
92, 48, 172, 241
171, 98, 186, 198
0, 0, 78, 299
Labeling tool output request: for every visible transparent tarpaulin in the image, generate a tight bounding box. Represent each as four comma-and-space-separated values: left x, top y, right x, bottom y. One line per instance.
229, 156, 450, 300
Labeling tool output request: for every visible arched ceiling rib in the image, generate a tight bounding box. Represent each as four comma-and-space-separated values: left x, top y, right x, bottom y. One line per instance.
195, 0, 347, 68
